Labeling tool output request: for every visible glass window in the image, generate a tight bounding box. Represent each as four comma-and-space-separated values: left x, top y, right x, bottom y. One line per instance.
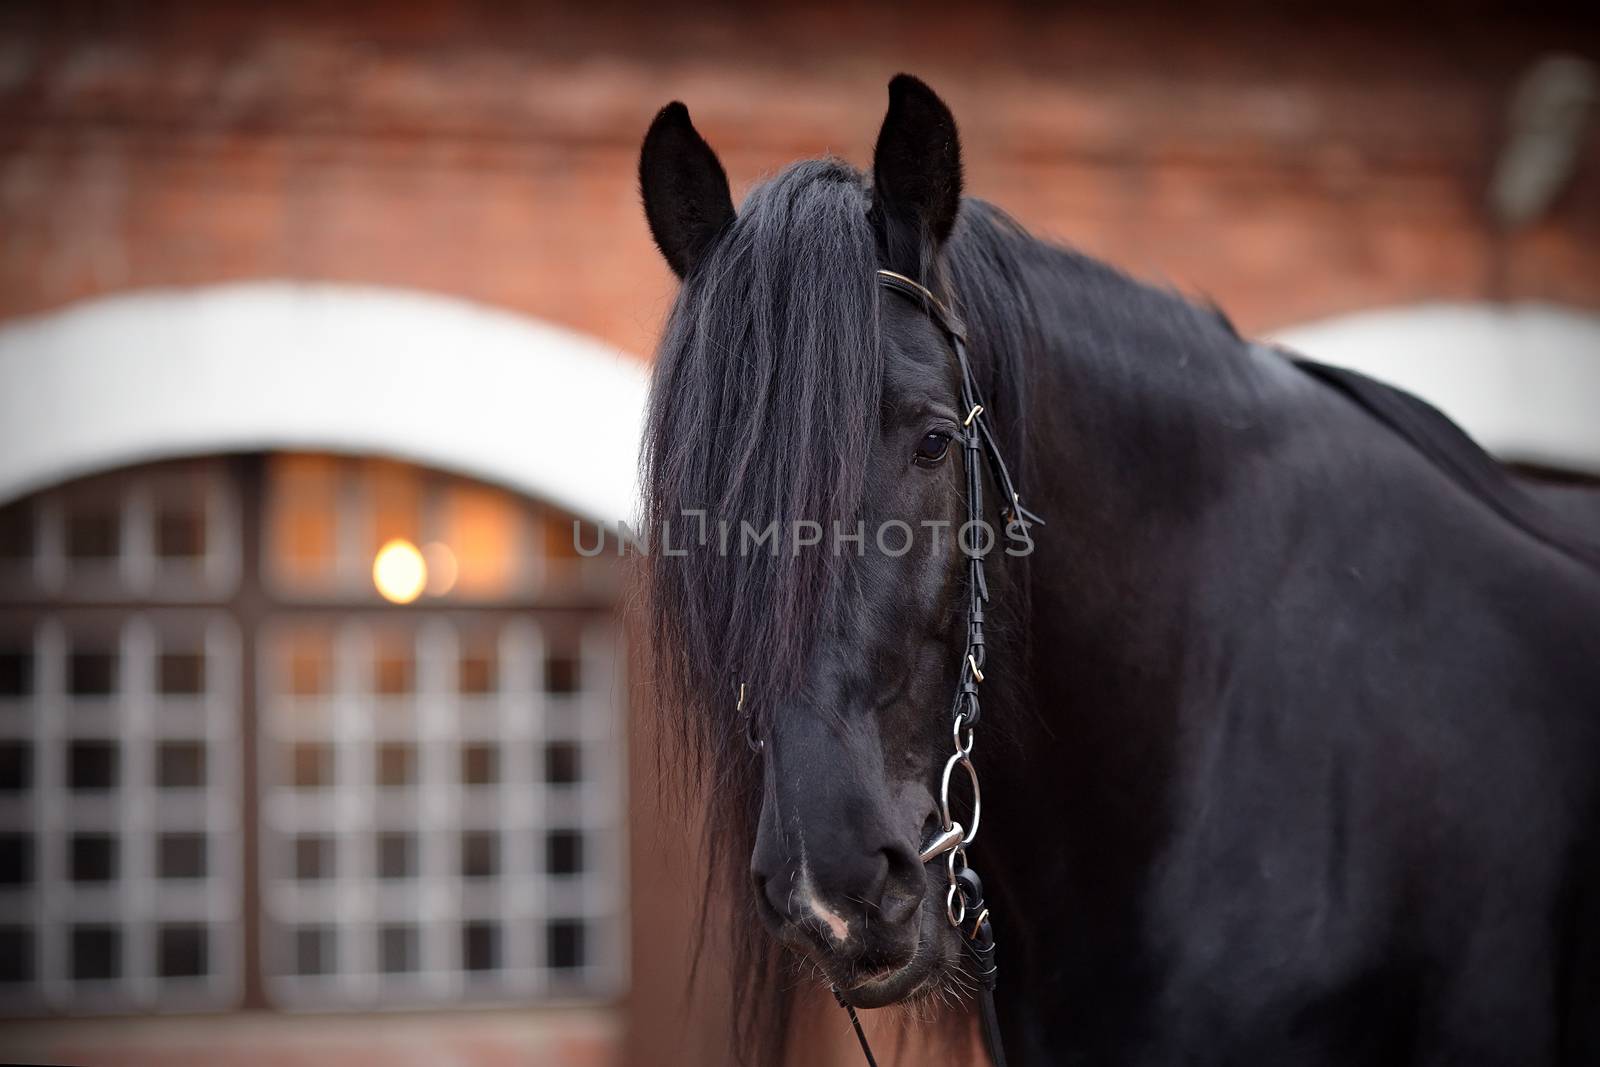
294, 926, 335, 976
461, 743, 498, 786
285, 632, 332, 697
157, 833, 207, 880
460, 831, 498, 879
70, 833, 118, 882
68, 649, 117, 697
290, 742, 333, 789
380, 924, 419, 974
546, 830, 584, 877
155, 504, 207, 560
544, 650, 581, 695
158, 651, 206, 696
375, 743, 415, 788
376, 832, 415, 880
156, 741, 207, 789
0, 833, 34, 886
9, 454, 625, 1012
66, 509, 120, 561
458, 639, 498, 695
0, 501, 33, 561
71, 925, 122, 981
546, 920, 585, 971
0, 742, 31, 792
0, 648, 34, 697
68, 741, 118, 791
0, 927, 34, 983
544, 742, 581, 786
269, 455, 340, 590
293, 835, 335, 881
462, 921, 499, 972
372, 637, 414, 696
157, 924, 208, 978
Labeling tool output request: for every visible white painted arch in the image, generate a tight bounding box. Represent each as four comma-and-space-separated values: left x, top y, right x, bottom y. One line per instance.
1272, 302, 1600, 475
0, 283, 650, 518
0, 291, 1595, 515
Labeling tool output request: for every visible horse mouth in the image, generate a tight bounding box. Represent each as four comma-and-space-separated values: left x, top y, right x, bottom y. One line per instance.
829, 911, 943, 1008
836, 952, 936, 1008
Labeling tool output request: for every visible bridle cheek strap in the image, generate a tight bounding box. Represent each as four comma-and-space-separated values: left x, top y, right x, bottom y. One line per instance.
837, 267, 1039, 1067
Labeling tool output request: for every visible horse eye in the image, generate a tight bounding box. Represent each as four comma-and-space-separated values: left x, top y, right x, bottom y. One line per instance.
914, 431, 952, 465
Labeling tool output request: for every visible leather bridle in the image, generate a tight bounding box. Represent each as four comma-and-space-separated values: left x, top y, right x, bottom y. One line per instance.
828, 269, 1041, 1067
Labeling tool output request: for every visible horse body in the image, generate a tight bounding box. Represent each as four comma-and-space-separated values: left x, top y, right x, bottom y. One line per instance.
984, 228, 1600, 1063
635, 75, 1600, 1065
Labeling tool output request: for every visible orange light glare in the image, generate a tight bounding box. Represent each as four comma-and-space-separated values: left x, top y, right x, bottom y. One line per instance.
373, 538, 427, 604
423, 541, 459, 597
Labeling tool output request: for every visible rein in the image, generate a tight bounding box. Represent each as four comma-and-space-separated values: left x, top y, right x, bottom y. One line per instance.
830, 268, 1041, 1067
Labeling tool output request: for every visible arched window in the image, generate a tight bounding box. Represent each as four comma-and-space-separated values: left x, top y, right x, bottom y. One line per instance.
0, 453, 625, 1014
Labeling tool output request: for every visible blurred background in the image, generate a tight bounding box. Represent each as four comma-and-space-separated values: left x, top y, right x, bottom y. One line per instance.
0, 2, 1595, 1064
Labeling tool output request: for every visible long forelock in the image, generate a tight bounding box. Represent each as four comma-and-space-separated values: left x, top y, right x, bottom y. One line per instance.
637, 158, 886, 1062
642, 158, 884, 746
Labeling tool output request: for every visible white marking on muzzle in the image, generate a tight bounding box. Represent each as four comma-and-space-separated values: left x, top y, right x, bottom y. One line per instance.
796, 854, 850, 943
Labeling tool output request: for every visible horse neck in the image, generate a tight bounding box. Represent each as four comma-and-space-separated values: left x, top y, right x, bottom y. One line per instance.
985, 243, 1286, 675
965, 244, 1295, 1013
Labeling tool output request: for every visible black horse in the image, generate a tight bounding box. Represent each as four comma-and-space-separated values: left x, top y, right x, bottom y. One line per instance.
635, 74, 1600, 1065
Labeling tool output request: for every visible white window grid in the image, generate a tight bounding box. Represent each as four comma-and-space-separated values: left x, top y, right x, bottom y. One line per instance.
2, 461, 240, 604
0, 612, 244, 1014
259, 613, 626, 1008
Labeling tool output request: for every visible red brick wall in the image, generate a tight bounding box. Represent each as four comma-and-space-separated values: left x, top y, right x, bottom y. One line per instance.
1, 1, 1596, 361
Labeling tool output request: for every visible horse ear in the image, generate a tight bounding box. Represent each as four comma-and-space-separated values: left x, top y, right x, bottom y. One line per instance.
639, 102, 736, 279
871, 74, 963, 276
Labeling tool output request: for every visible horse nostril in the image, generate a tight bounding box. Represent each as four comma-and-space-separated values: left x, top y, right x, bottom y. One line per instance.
877, 844, 924, 926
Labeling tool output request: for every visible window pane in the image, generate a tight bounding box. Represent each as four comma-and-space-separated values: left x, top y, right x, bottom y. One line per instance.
68, 650, 117, 696
544, 742, 581, 786
376, 832, 415, 880
0, 742, 31, 792
294, 926, 335, 976
294, 836, 334, 881
66, 510, 119, 560
462, 921, 499, 972
546, 830, 583, 877
376, 743, 415, 787
0, 649, 34, 697
269, 455, 340, 588
461, 831, 498, 879
373, 638, 414, 696
458, 644, 497, 695
71, 925, 122, 980
157, 924, 208, 978
156, 741, 207, 789
158, 652, 206, 696
440, 485, 521, 598
158, 833, 207, 880
70, 833, 118, 882
547, 920, 585, 970
68, 742, 118, 791
461, 744, 497, 786
0, 833, 34, 886
544, 651, 581, 695
0, 503, 33, 561
380, 924, 418, 974
291, 742, 333, 789
284, 632, 332, 697
156, 506, 207, 560
0, 927, 34, 983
